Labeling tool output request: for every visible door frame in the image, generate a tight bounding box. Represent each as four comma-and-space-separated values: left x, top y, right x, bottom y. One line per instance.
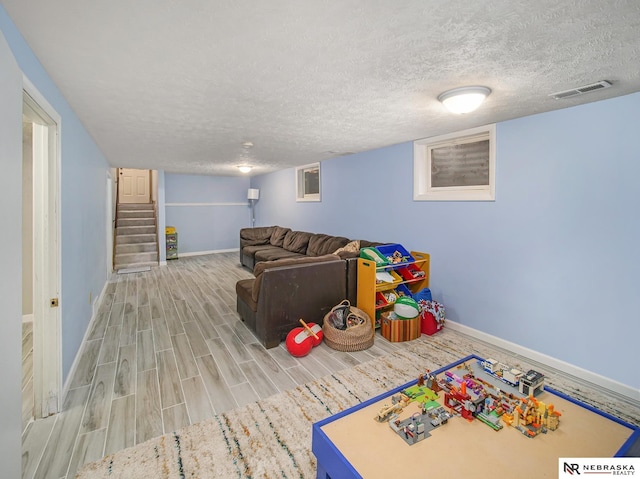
106, 171, 114, 276
23, 75, 62, 417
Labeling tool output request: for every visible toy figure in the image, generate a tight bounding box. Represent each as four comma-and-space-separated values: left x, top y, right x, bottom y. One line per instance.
388, 250, 409, 264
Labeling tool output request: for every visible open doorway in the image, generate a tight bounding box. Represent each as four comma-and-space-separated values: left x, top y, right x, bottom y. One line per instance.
22, 80, 61, 422
113, 168, 159, 272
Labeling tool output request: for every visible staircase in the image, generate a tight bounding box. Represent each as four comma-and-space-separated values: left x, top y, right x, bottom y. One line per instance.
114, 203, 159, 271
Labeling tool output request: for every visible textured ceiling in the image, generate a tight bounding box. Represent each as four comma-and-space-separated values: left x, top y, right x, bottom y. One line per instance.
3, 1, 640, 176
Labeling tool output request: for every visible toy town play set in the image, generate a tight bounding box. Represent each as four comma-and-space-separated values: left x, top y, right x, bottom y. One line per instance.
285, 244, 445, 357
375, 358, 555, 446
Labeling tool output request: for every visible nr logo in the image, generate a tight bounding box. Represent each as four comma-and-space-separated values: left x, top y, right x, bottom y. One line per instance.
564, 463, 581, 475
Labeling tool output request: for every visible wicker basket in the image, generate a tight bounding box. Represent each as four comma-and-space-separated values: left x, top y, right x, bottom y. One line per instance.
322, 301, 374, 352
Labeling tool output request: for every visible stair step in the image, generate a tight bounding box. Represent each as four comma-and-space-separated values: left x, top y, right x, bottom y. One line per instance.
116, 233, 156, 244
117, 203, 154, 211
115, 261, 158, 271
116, 242, 158, 254
113, 203, 158, 270
117, 217, 156, 227
114, 251, 158, 268
118, 210, 155, 219
116, 225, 156, 236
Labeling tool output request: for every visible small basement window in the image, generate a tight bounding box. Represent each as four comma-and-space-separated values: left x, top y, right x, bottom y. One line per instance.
414, 124, 496, 201
296, 162, 321, 202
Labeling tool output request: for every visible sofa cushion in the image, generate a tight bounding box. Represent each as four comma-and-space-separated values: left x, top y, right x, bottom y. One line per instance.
255, 249, 304, 264
270, 226, 291, 247
240, 226, 274, 246
252, 254, 341, 302
306, 234, 351, 257
242, 244, 282, 257
282, 230, 313, 254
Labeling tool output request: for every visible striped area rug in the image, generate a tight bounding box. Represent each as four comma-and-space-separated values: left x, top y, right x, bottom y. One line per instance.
76, 329, 638, 478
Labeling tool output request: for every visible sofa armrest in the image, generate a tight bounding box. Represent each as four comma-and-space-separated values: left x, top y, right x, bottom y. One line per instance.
255, 259, 346, 348
240, 226, 274, 248
239, 226, 275, 266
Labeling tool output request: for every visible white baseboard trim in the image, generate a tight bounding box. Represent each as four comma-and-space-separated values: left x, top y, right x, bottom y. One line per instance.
178, 248, 239, 258
61, 279, 110, 404
445, 320, 640, 402
92, 281, 108, 318
23, 313, 34, 323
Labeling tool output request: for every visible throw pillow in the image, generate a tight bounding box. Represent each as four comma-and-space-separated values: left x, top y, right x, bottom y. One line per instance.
333, 240, 360, 255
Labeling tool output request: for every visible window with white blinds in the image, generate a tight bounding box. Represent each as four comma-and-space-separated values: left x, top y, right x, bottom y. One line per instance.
295, 162, 321, 202
414, 124, 496, 201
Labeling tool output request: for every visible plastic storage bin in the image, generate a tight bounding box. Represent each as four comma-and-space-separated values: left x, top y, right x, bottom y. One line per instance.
375, 244, 415, 265
375, 270, 402, 290
397, 263, 426, 281
359, 247, 388, 265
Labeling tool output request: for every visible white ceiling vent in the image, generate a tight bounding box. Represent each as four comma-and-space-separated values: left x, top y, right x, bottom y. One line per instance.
549, 80, 613, 100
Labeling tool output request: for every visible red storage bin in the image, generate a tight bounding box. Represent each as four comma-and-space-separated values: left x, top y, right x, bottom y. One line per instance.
421, 312, 441, 335
397, 263, 424, 281
419, 300, 445, 336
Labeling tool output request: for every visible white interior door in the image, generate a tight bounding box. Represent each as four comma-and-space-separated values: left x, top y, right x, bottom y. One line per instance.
23, 79, 62, 418
118, 168, 150, 203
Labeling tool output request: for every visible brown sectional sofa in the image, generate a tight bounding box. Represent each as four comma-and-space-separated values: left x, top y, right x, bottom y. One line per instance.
236, 226, 382, 348
239, 226, 353, 269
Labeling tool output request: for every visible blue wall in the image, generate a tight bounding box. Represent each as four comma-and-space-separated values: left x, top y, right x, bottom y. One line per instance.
165, 173, 251, 254
252, 93, 640, 390
0, 7, 110, 382
0, 23, 25, 479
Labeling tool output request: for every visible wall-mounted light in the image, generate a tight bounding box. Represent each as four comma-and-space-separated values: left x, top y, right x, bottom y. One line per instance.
248, 188, 259, 226
238, 166, 252, 173
438, 86, 491, 114
247, 188, 259, 200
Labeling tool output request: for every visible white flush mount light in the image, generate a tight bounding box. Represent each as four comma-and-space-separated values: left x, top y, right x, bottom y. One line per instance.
238, 166, 252, 173
438, 86, 491, 114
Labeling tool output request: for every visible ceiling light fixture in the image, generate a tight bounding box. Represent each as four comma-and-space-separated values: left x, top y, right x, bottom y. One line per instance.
438, 86, 491, 114
238, 166, 252, 173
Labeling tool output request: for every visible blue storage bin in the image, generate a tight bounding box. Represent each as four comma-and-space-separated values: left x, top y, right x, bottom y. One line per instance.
413, 287, 433, 303
376, 243, 414, 265
394, 284, 413, 298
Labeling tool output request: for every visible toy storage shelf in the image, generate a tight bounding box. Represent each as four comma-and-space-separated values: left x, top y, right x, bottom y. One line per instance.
166, 232, 178, 260
356, 250, 430, 330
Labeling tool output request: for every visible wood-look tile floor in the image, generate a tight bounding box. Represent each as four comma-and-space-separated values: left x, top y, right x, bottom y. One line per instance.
21, 252, 408, 479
